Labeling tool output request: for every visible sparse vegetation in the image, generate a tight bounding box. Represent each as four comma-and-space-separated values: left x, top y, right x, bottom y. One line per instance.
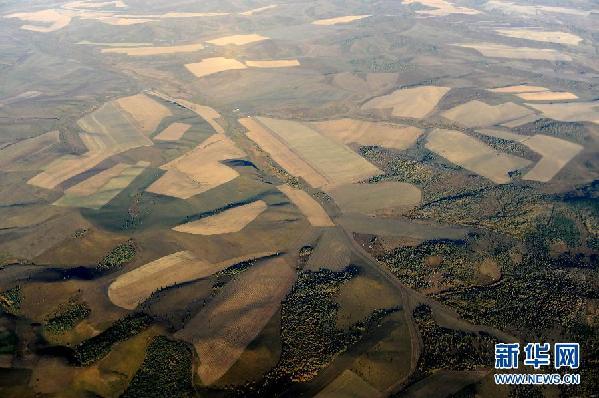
0, 286, 22, 316
45, 300, 91, 334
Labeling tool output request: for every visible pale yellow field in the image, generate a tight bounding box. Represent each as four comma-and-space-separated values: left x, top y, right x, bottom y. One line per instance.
54, 161, 148, 209
63, 163, 130, 197
403, 0, 480, 16
315, 370, 380, 398
362, 86, 450, 119
456, 43, 572, 61
244, 60, 300, 68
173, 201, 267, 235
256, 117, 381, 187
312, 15, 370, 25
521, 135, 583, 182
240, 117, 328, 188
310, 119, 422, 150
5, 9, 72, 32
278, 185, 334, 227
526, 101, 599, 124
153, 122, 191, 141
516, 91, 578, 101
240, 5, 278, 16
148, 93, 225, 134
426, 129, 531, 184
175, 256, 296, 385
109, 251, 276, 309
495, 29, 582, 45
95, 17, 156, 25
185, 57, 248, 79
101, 43, 204, 56
328, 182, 422, 215
478, 130, 584, 182
206, 34, 269, 46
484, 1, 590, 16
147, 133, 244, 198
116, 93, 172, 134
490, 85, 549, 94
441, 100, 534, 127
0, 130, 59, 170
29, 99, 153, 189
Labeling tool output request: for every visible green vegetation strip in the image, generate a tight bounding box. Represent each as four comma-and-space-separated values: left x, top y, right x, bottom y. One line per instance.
73, 313, 153, 365
97, 239, 136, 272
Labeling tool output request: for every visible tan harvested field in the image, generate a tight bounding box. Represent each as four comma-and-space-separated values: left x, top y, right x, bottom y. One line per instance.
101, 42, 204, 56
403, 0, 480, 16
173, 200, 267, 235
456, 43, 572, 61
489, 85, 549, 93
185, 57, 248, 79
441, 100, 535, 127
307, 229, 351, 271
521, 135, 583, 182
278, 184, 334, 227
206, 34, 269, 46
95, 17, 156, 25
310, 119, 422, 150
109, 251, 276, 309
312, 15, 370, 25
175, 256, 296, 385
240, 117, 328, 188
526, 101, 599, 124
332, 73, 397, 94
4, 9, 72, 32
0, 130, 59, 170
256, 117, 381, 187
478, 130, 583, 182
54, 161, 148, 209
362, 86, 450, 119
426, 129, 532, 183
516, 91, 578, 101
495, 29, 583, 45
240, 5, 278, 16
328, 181, 422, 215
147, 93, 226, 134
28, 99, 153, 189
315, 369, 380, 398
244, 59, 300, 68
115, 93, 172, 134
501, 114, 540, 128
153, 122, 191, 141
147, 133, 244, 198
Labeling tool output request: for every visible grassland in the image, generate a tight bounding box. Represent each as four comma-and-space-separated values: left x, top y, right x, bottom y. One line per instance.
306, 229, 351, 271
315, 369, 379, 397
101, 43, 204, 56
328, 181, 422, 215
